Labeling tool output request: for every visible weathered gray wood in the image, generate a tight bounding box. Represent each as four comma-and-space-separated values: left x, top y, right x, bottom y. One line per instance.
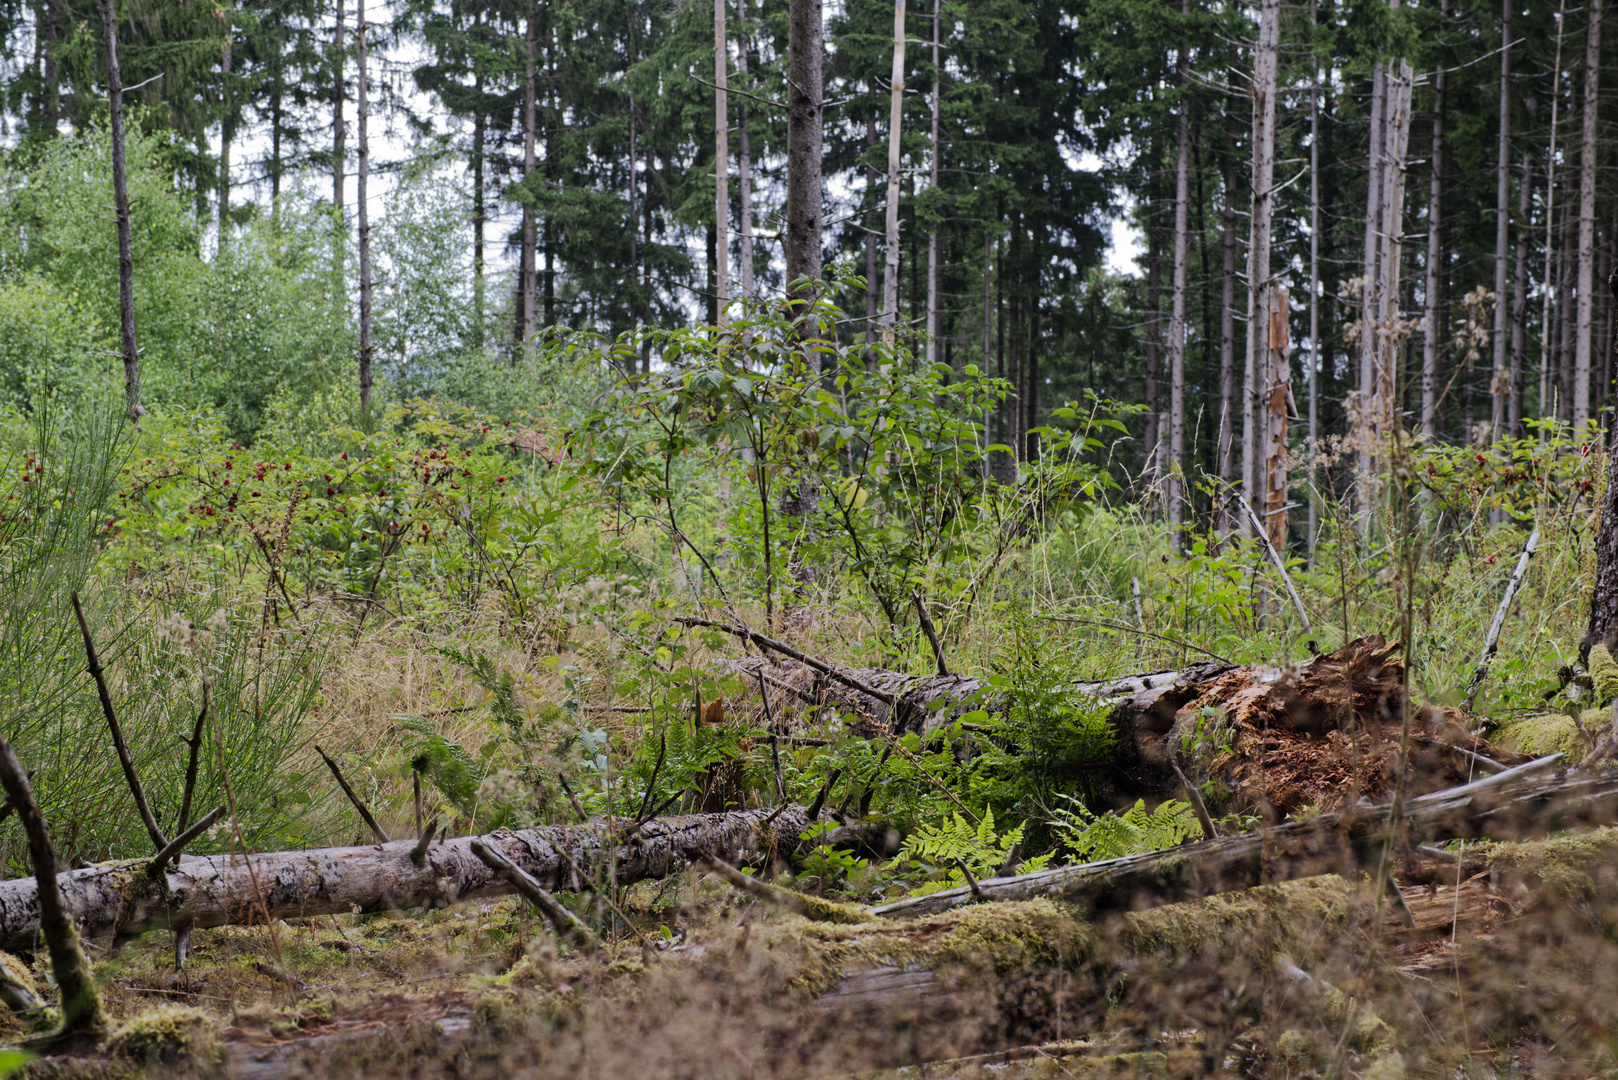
0, 807, 862, 954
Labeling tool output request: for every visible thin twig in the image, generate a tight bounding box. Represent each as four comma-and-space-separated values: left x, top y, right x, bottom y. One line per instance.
1235, 495, 1313, 632
635, 733, 667, 823
911, 591, 951, 677
413, 771, 423, 839
176, 679, 209, 835
1171, 761, 1220, 840
1463, 528, 1541, 712
673, 617, 897, 704
1038, 614, 1233, 664
689, 851, 870, 923
770, 736, 786, 806
147, 803, 225, 877
71, 591, 167, 852
470, 840, 599, 950
557, 774, 589, 823
315, 746, 391, 844
806, 769, 840, 820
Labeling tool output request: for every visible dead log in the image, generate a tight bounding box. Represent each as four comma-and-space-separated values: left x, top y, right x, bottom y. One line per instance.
0, 807, 876, 955
716, 634, 1526, 813
871, 754, 1593, 919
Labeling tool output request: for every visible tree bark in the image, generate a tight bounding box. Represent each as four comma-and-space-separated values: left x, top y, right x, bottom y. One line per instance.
1588, 271, 1618, 655
519, 6, 538, 351
1358, 62, 1387, 529
331, 0, 345, 314
355, 0, 372, 411
785, 0, 825, 334
103, 0, 140, 422
737, 0, 755, 301
1424, 3, 1449, 441
714, 0, 729, 325
926, 0, 941, 368
1512, 152, 1531, 436
1576, 0, 1602, 425
1167, 9, 1190, 538
0, 808, 875, 956
1244, 0, 1279, 534
1218, 107, 1237, 531
1307, 8, 1321, 555
1490, 0, 1511, 442
881, 0, 907, 343
218, 30, 232, 250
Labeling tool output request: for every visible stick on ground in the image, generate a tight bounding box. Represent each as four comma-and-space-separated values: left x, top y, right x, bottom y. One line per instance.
71, 591, 167, 852
316, 745, 391, 844
470, 840, 598, 950
0, 738, 104, 1036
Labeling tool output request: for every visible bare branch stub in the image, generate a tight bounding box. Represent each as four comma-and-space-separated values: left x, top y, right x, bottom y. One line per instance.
316, 745, 391, 844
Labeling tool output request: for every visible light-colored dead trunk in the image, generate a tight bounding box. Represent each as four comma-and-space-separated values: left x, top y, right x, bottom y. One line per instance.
1243, 0, 1280, 538
926, 0, 941, 366
882, 0, 907, 342
737, 0, 754, 300
1357, 62, 1387, 531
1576, 0, 1602, 424
714, 0, 729, 325
1426, 0, 1451, 441
1168, 7, 1190, 537
1490, 0, 1511, 441
356, 0, 372, 409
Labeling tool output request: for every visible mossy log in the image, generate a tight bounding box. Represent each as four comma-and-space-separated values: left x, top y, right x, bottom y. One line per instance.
872, 756, 1618, 918
0, 807, 875, 955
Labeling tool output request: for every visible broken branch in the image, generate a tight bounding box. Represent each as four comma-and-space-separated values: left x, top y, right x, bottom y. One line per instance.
316, 744, 391, 844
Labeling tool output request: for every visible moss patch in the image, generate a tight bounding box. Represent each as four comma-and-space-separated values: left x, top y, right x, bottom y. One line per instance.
1591, 644, 1618, 707
103, 1004, 222, 1073
1122, 877, 1359, 962
1492, 711, 1591, 759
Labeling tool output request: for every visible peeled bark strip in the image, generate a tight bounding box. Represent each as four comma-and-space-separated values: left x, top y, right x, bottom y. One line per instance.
0, 807, 860, 955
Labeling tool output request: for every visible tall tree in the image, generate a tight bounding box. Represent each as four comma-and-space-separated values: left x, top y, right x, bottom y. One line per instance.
736, 0, 755, 300
331, 0, 345, 308
103, 0, 139, 421
356, 0, 372, 410
1489, 0, 1510, 441
785, 0, 825, 328
715, 0, 729, 324
881, 0, 906, 341
925, 0, 941, 367
518, 5, 537, 349
1243, 0, 1278, 536
1576, 0, 1602, 424
1167, 0, 1190, 535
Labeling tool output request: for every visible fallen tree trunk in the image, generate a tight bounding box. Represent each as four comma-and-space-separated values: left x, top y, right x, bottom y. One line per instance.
0, 807, 868, 955
872, 754, 1599, 919
718, 633, 1525, 813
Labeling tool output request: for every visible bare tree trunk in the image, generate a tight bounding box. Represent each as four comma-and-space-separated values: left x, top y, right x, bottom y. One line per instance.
519, 8, 538, 351
714, 0, 729, 325
1168, 11, 1190, 538
1422, 4, 1447, 441
1244, 0, 1280, 536
1588, 273, 1618, 653
926, 0, 941, 367
737, 0, 755, 301
1490, 0, 1511, 442
103, 0, 139, 422
218, 30, 232, 250
865, 117, 879, 352
473, 65, 487, 346
1378, 65, 1413, 448
331, 0, 345, 314
1576, 0, 1602, 425
1308, 9, 1321, 559
356, 0, 372, 411
1511, 152, 1531, 435
785, 0, 825, 335
1539, 8, 1569, 434
1357, 63, 1387, 530
1561, 196, 1576, 422
1218, 125, 1237, 531
1144, 204, 1162, 491
881, 0, 907, 343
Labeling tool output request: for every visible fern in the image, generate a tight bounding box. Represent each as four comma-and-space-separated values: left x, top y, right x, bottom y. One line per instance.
889, 807, 1053, 896
395, 714, 485, 818
1048, 795, 1202, 863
